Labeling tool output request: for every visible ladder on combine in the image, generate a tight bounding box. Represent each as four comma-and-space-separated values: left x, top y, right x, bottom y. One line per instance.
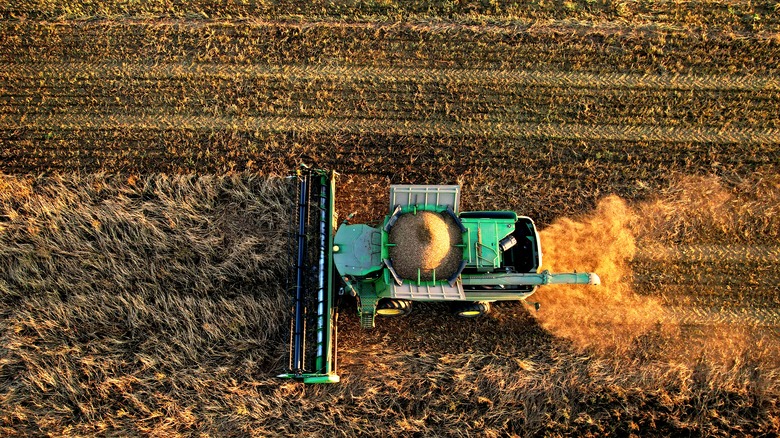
277, 168, 340, 384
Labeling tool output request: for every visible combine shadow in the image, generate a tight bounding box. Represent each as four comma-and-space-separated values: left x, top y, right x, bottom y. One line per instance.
336, 299, 558, 359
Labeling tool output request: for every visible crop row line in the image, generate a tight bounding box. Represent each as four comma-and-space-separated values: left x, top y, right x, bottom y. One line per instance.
9, 134, 773, 165
4, 114, 779, 144
3, 109, 774, 133
6, 144, 769, 174
660, 305, 780, 327
634, 272, 779, 288
7, 88, 777, 119
4, 86, 779, 107
3, 63, 779, 92
2, 17, 778, 40
636, 244, 780, 263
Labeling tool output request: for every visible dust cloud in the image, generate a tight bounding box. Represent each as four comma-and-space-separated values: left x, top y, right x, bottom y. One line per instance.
530, 174, 780, 367
532, 195, 663, 352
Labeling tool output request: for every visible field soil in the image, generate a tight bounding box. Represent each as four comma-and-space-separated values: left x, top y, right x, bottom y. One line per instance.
1, 1, 779, 436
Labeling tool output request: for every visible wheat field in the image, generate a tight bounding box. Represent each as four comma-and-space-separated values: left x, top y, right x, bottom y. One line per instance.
1, 0, 779, 435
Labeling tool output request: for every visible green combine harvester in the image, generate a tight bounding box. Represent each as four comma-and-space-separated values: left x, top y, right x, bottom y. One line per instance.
278, 168, 600, 384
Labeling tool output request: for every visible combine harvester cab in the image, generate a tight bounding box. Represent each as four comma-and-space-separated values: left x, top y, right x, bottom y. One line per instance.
279, 169, 599, 384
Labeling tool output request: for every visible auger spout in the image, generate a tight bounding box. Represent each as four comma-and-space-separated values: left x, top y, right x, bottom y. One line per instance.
460, 270, 600, 287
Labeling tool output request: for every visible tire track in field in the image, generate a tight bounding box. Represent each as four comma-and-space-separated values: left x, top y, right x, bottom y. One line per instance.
4, 113, 779, 144
660, 306, 780, 327
634, 244, 780, 327
636, 244, 780, 263
5, 18, 778, 78
7, 66, 778, 133
3, 62, 780, 92
3, 3, 779, 30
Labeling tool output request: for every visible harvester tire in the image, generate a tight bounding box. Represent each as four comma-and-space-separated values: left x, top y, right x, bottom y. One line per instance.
455, 302, 491, 318
376, 299, 412, 317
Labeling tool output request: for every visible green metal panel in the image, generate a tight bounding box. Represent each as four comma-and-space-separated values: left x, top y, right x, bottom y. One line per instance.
461, 217, 516, 271
278, 372, 341, 384
303, 374, 341, 384
333, 224, 383, 277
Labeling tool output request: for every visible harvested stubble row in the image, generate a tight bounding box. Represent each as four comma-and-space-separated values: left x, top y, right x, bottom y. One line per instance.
388, 211, 463, 281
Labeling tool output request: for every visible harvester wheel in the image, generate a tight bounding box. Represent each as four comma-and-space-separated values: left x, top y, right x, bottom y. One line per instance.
376, 299, 412, 317
455, 302, 491, 318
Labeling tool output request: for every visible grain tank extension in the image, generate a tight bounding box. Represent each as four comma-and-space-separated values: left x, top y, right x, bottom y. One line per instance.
278, 168, 600, 383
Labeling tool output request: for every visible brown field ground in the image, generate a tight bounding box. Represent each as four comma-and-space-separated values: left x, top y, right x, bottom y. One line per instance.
1, 0, 779, 436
